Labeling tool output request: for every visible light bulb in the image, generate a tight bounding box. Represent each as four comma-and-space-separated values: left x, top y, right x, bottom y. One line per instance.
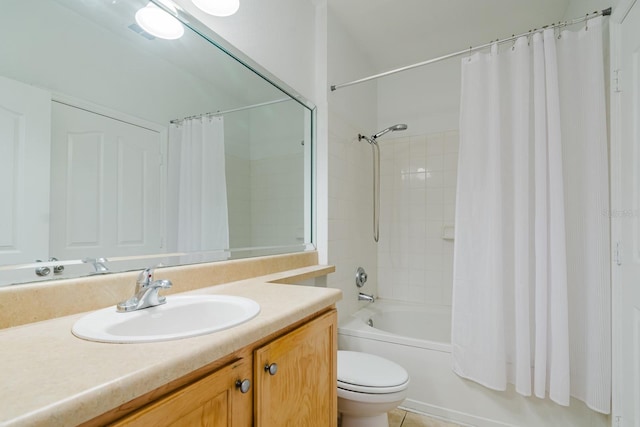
135, 2, 184, 40
191, 0, 240, 17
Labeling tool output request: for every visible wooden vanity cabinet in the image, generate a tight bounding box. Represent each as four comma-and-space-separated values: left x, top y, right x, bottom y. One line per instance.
254, 309, 337, 427
109, 308, 337, 427
111, 357, 253, 427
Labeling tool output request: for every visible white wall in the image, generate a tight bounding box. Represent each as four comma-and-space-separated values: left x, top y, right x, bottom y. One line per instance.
563, 0, 615, 18
326, 11, 379, 321
378, 61, 461, 137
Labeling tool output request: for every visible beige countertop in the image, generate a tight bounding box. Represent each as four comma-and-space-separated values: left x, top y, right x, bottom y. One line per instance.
0, 274, 341, 427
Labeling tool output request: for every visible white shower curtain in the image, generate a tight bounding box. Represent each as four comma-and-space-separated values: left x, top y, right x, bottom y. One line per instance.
452, 17, 610, 413
170, 116, 229, 255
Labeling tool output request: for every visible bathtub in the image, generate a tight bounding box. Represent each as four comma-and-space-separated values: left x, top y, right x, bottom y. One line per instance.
338, 299, 608, 427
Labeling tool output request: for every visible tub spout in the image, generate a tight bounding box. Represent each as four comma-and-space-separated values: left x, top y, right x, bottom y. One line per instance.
358, 292, 375, 303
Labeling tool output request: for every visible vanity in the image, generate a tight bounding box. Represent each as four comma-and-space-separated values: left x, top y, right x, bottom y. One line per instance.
0, 253, 340, 426
108, 309, 335, 427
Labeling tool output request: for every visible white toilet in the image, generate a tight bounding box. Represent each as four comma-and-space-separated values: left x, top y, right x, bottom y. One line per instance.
337, 350, 410, 427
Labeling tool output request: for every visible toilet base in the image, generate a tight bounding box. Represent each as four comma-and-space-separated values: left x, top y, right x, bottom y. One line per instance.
337, 385, 407, 427
340, 412, 388, 427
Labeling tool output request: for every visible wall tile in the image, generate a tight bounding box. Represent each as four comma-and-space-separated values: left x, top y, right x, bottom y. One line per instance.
426, 133, 445, 155
408, 284, 427, 303
443, 188, 456, 205
444, 130, 460, 153
443, 152, 458, 172
394, 141, 412, 173
425, 170, 444, 188
377, 130, 459, 306
426, 154, 444, 172
327, 111, 379, 322
443, 204, 456, 222
393, 283, 410, 300
443, 169, 458, 188
410, 172, 427, 189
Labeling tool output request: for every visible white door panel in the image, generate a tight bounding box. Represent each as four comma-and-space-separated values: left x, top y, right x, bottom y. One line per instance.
65, 130, 103, 247
116, 132, 161, 246
50, 102, 163, 260
0, 75, 51, 265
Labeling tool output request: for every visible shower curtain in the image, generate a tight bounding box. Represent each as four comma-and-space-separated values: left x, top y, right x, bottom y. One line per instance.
452, 17, 610, 413
169, 116, 229, 255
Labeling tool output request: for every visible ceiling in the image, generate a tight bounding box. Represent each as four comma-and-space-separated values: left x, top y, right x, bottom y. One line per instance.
328, 0, 571, 73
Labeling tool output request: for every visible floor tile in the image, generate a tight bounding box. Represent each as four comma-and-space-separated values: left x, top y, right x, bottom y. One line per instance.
388, 408, 406, 427
402, 411, 461, 427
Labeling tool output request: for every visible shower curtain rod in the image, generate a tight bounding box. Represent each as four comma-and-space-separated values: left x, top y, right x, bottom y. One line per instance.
330, 7, 612, 92
170, 97, 290, 124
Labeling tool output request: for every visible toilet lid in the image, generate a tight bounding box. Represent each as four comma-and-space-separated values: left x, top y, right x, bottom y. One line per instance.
337, 351, 409, 394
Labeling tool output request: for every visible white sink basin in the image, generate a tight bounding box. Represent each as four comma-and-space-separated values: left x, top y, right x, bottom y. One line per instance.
72, 295, 260, 343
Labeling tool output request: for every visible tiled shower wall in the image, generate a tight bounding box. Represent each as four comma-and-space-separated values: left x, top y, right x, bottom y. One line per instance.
227, 151, 304, 249
225, 114, 252, 249
377, 130, 459, 306
225, 106, 305, 250
250, 153, 304, 247
327, 110, 379, 322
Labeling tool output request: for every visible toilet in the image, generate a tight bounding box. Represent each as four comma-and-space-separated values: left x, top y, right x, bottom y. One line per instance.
337, 350, 410, 427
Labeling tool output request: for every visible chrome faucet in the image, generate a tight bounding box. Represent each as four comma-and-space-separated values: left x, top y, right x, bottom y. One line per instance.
83, 257, 109, 274
117, 267, 173, 312
358, 292, 375, 303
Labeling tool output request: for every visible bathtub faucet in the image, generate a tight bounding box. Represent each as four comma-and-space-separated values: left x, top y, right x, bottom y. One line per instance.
358, 292, 375, 303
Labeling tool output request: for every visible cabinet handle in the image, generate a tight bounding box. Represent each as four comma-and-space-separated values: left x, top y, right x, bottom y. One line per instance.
264, 363, 278, 376
235, 379, 251, 393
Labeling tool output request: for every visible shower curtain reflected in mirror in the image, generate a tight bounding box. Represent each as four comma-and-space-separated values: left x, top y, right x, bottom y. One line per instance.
169, 116, 229, 258
452, 17, 610, 413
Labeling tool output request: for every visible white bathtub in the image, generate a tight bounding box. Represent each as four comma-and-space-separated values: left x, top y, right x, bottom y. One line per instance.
338, 299, 608, 427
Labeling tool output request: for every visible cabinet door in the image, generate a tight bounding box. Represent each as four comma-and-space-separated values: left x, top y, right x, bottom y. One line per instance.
254, 309, 337, 427
111, 357, 252, 427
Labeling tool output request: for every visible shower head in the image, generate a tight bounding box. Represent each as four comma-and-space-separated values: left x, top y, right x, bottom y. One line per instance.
373, 124, 408, 140
358, 124, 408, 145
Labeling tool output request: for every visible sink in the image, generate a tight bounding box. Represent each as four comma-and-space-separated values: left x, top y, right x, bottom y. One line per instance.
72, 295, 260, 343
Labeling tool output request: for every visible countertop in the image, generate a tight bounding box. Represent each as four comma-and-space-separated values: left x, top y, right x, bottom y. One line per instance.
0, 272, 341, 426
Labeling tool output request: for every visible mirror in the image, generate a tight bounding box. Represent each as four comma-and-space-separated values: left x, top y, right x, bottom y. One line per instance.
0, 0, 314, 286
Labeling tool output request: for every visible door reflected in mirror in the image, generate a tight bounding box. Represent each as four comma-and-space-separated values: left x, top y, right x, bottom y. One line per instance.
0, 0, 314, 286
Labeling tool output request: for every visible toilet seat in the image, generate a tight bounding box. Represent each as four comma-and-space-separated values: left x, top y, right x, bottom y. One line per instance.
337, 351, 409, 394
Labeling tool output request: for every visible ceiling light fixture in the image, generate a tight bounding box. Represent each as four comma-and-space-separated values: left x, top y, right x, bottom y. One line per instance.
135, 1, 184, 40
191, 0, 240, 17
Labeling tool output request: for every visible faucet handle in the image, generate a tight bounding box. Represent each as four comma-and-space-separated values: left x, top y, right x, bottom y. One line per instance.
137, 267, 154, 288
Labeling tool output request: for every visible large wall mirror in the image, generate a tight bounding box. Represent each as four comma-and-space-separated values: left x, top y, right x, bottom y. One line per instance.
0, 0, 314, 286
